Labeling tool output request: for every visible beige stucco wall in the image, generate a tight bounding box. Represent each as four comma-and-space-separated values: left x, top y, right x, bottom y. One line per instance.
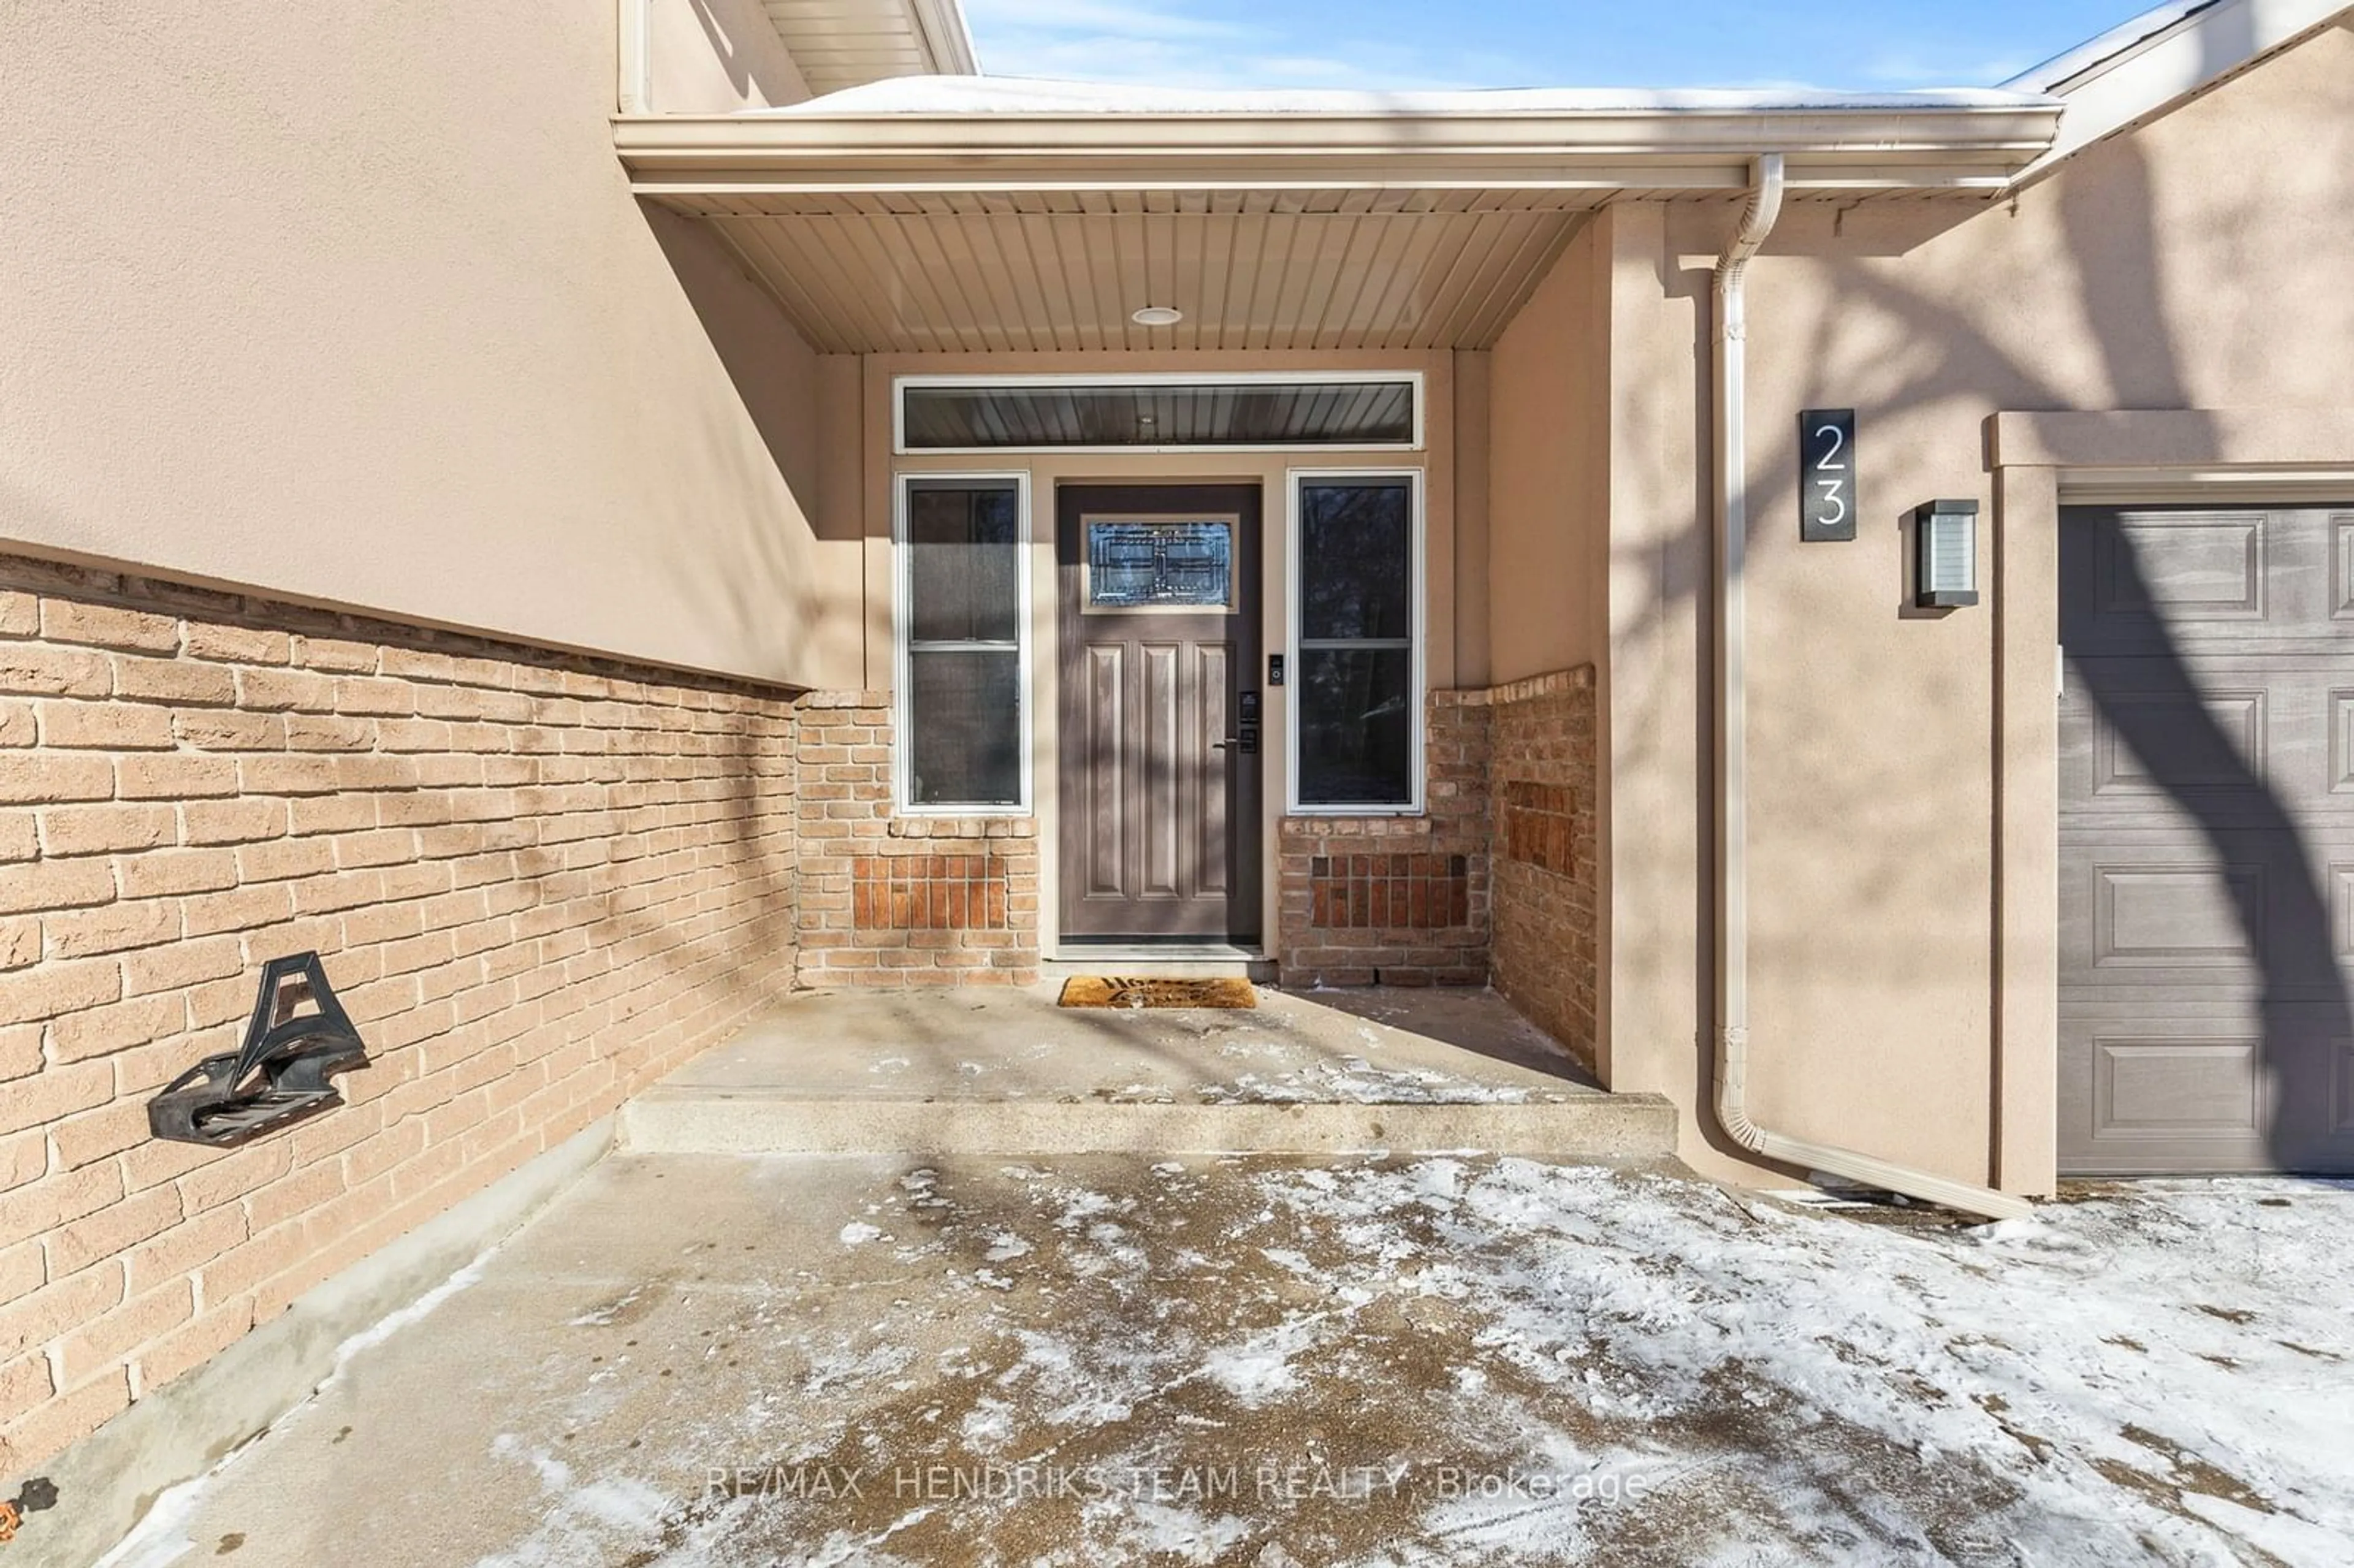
1488, 216, 1613, 691
0, 0, 849, 691
647, 0, 812, 111
1594, 20, 2354, 1192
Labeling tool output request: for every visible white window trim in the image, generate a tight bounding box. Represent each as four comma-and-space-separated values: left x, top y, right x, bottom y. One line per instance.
1285, 466, 1426, 817
893, 470, 1034, 816
894, 370, 1425, 456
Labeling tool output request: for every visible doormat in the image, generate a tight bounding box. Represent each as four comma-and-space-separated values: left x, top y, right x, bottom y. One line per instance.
1057, 976, 1259, 1010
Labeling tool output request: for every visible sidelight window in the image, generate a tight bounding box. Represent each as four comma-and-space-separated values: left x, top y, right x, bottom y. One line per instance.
896, 475, 1030, 812
1289, 473, 1422, 812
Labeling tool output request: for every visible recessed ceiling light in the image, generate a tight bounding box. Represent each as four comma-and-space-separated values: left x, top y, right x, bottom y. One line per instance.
1130, 305, 1184, 327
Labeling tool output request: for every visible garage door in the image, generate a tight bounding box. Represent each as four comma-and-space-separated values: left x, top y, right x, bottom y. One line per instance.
2059, 502, 2354, 1174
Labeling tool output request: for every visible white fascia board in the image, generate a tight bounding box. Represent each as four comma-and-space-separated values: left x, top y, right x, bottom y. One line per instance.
906, 0, 979, 75
757, 77, 2050, 116
2002, 0, 2226, 92
613, 102, 2064, 196
2008, 0, 2354, 185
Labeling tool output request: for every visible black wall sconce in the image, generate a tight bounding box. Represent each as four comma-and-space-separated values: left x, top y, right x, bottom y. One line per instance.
1913, 499, 1981, 607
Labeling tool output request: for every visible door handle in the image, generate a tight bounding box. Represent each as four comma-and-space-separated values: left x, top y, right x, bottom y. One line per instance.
1211, 729, 1258, 755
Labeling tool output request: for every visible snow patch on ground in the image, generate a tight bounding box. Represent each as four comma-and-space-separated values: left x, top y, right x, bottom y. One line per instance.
324, 1251, 491, 1387
1264, 1161, 2354, 1564
476, 1433, 674, 1568
96, 1249, 495, 1568
91, 1470, 213, 1568
568, 1285, 644, 1327
1197, 1315, 1326, 1404
1199, 1057, 1545, 1105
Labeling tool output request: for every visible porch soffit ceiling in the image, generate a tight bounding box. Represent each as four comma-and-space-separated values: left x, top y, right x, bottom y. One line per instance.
758, 0, 977, 94
622, 82, 2063, 354
670, 189, 1599, 354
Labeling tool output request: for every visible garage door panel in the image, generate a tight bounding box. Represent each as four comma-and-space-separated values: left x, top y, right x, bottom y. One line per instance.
2060, 667, 2352, 816
2272, 1030, 2354, 1165
2333, 514, 2354, 620
2066, 838, 2354, 992
2060, 503, 2354, 1174
2106, 511, 2268, 622
2097, 1036, 2260, 1136
2056, 1007, 2354, 1173
2335, 1037, 2354, 1141
2066, 506, 2338, 656
2332, 690, 2354, 793
2083, 686, 2268, 797
2057, 1015, 2272, 1173
2092, 861, 2260, 969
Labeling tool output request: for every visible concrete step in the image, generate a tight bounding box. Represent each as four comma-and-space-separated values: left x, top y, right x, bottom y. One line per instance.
619, 1087, 1678, 1159
1040, 951, 1278, 982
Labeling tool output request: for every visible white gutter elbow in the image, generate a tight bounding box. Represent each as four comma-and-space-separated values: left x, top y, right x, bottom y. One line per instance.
1707, 153, 2030, 1224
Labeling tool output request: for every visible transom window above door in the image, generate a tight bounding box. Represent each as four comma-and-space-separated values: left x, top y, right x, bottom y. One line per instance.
897, 375, 1420, 453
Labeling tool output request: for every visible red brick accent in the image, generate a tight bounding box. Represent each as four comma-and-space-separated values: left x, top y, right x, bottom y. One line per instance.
850, 855, 1010, 931
1488, 668, 1600, 1071
1502, 780, 1578, 876
0, 554, 798, 1472
1307, 853, 1470, 929
791, 693, 1038, 986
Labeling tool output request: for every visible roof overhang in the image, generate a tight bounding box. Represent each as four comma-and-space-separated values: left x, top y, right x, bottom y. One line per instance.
2002, 0, 2353, 183
620, 88, 2062, 355
619, 97, 2065, 199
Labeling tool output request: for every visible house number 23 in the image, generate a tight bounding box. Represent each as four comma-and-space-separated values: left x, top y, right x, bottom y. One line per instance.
1799, 408, 1857, 542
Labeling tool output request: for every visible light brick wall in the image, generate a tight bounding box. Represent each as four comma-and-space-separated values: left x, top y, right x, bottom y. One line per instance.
1487, 668, 1601, 1070
792, 693, 1038, 986
1276, 691, 1494, 986
0, 555, 797, 1473
1272, 671, 1600, 1063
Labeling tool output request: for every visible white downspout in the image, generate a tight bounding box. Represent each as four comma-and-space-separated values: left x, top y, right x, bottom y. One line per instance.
1709, 154, 2031, 1224
617, 0, 652, 115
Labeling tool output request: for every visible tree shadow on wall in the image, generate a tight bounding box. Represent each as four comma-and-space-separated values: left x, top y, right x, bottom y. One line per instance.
1603, 124, 2352, 1178
2061, 509, 2354, 1174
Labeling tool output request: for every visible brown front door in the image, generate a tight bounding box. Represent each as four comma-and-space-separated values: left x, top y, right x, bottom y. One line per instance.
1057, 485, 1262, 942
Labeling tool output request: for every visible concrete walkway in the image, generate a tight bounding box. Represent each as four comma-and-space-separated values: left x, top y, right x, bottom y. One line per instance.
621, 986, 1674, 1159
99, 1155, 2354, 1567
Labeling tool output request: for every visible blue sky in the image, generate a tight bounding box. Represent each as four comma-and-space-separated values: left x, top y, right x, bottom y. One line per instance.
961, 0, 2150, 89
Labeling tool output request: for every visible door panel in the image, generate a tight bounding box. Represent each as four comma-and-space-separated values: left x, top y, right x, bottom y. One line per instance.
1197, 643, 1232, 897
1058, 486, 1262, 942
2059, 503, 2354, 1173
1142, 641, 1181, 898
1080, 644, 1124, 898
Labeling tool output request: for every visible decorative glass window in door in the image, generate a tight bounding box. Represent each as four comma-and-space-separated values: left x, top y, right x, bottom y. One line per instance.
1084, 517, 1235, 611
